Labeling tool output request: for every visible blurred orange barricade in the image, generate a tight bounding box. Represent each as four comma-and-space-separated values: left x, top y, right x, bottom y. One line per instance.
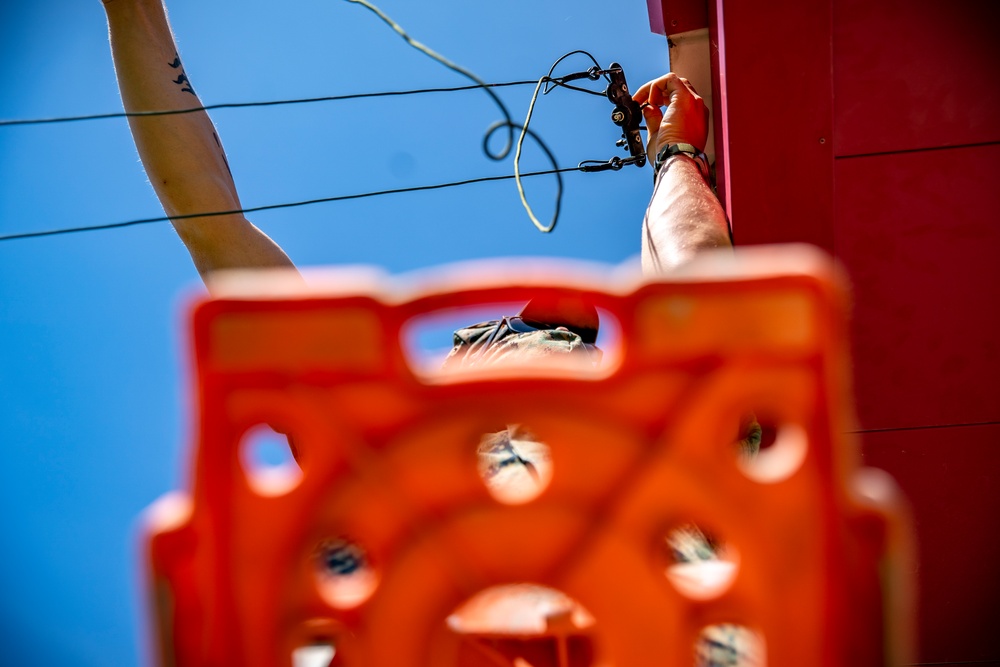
142, 246, 913, 667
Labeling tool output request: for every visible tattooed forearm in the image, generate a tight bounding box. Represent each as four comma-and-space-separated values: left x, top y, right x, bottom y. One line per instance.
212, 132, 233, 176
168, 53, 196, 95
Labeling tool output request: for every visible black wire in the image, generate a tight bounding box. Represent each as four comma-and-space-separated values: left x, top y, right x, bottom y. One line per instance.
338, 3, 635, 235
542, 50, 609, 96
0, 81, 539, 128
345, 0, 520, 165
477, 50, 614, 232
0, 166, 587, 242
544, 81, 607, 97
0, 59, 626, 241
0, 62, 616, 240
1, 22, 628, 240
0, 67, 611, 128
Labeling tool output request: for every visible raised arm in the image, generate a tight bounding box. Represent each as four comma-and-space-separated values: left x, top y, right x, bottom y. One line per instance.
102, 0, 296, 283
633, 73, 731, 273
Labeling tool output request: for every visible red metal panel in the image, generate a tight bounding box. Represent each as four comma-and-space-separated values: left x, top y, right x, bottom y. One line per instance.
861, 423, 1000, 663
698, 2, 1000, 664
648, 0, 710, 36
833, 0, 1000, 157
647, 0, 666, 35
713, 0, 835, 251
834, 143, 1000, 430
708, 0, 731, 215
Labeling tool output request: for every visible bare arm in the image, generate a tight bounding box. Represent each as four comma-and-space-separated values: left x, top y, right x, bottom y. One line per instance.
102, 0, 296, 283
633, 73, 731, 273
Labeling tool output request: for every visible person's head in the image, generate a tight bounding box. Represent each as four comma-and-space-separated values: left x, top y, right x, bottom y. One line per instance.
517, 296, 599, 344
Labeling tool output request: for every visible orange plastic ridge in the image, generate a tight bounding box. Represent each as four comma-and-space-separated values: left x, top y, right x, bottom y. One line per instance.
143, 245, 913, 667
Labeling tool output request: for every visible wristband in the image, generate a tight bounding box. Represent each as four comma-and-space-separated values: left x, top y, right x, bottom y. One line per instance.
653, 143, 710, 183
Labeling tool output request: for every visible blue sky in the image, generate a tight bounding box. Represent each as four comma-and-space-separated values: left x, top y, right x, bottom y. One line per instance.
0, 1, 669, 663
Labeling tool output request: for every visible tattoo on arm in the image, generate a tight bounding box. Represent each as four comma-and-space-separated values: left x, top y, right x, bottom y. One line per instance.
173, 73, 195, 93
168, 53, 196, 96
213, 132, 233, 176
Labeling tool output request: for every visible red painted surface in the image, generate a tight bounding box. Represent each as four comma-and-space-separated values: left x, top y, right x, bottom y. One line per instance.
650, 0, 1000, 662
833, 0, 1000, 157
861, 423, 1000, 663
712, 0, 836, 252
648, 0, 709, 36
646, 0, 665, 35
708, 0, 731, 215
834, 143, 1000, 430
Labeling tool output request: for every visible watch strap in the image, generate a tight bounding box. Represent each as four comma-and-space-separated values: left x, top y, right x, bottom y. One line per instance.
654, 143, 710, 183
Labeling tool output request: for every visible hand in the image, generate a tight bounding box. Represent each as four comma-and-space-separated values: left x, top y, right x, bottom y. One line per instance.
632, 73, 709, 161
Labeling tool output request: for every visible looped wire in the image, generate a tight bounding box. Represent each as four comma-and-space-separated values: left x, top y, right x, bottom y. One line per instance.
346, 1, 617, 234
485, 119, 564, 233
542, 50, 609, 96
507, 51, 617, 232
345, 0, 520, 161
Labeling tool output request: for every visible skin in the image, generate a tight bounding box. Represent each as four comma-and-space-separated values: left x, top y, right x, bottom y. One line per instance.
101, 0, 730, 289
102, 0, 296, 285
633, 73, 733, 272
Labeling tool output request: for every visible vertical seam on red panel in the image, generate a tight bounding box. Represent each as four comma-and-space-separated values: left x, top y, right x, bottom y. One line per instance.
709, 0, 731, 218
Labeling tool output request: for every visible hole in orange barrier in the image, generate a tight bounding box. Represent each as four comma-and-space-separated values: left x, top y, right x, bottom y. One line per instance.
292, 640, 336, 667
446, 583, 597, 667
240, 424, 302, 496
477, 425, 553, 505
737, 418, 807, 484
694, 624, 766, 666
314, 537, 378, 609
399, 303, 620, 376
400, 302, 525, 373
662, 526, 739, 601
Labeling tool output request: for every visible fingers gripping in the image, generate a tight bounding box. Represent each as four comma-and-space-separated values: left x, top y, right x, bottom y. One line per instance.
640, 104, 665, 158
632, 72, 709, 162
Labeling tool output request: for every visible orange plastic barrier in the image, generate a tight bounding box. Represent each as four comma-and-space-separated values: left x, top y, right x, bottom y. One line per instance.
142, 246, 913, 667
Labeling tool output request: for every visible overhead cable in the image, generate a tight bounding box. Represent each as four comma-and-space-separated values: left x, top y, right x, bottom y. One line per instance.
0, 166, 588, 242
343, 0, 618, 233
0, 81, 539, 128
0, 0, 636, 243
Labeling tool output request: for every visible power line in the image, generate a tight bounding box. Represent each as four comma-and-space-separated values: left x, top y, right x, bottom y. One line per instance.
344, 0, 517, 161
0, 166, 590, 242
0, 0, 632, 241
340, 1, 621, 233
0, 81, 539, 128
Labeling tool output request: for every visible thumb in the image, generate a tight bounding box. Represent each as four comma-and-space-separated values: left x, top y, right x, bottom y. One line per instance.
641, 104, 663, 163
